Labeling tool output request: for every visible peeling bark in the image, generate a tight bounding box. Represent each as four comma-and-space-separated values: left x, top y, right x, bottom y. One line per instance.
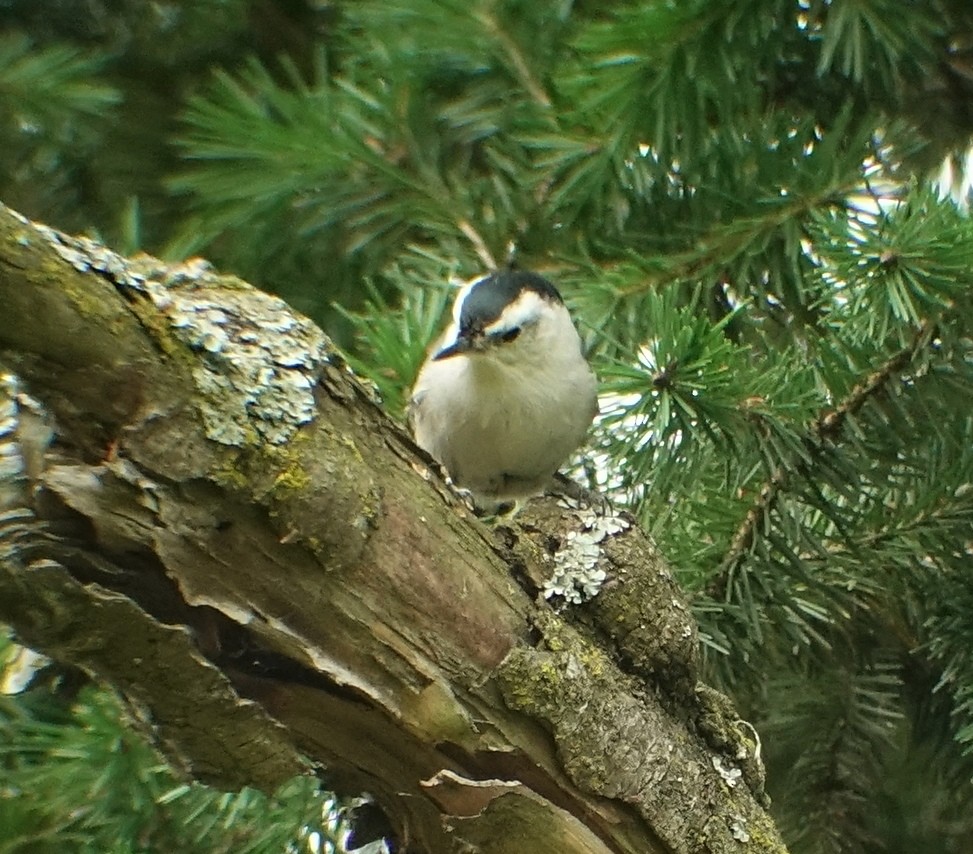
0, 203, 788, 853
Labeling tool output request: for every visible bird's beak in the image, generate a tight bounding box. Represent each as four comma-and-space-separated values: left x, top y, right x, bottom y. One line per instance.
433, 333, 480, 361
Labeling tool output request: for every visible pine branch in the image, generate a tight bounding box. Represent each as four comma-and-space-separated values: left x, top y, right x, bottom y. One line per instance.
0, 33, 119, 124
708, 321, 936, 601
764, 656, 905, 854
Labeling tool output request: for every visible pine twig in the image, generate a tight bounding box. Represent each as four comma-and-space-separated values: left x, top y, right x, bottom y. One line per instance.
707, 322, 937, 601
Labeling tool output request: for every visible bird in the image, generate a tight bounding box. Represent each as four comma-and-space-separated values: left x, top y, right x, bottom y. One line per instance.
409, 269, 598, 509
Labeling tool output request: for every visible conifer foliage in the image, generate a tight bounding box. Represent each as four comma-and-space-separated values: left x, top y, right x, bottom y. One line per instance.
3, 1, 973, 851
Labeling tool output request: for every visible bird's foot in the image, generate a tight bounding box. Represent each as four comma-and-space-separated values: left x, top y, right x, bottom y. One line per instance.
548, 473, 612, 513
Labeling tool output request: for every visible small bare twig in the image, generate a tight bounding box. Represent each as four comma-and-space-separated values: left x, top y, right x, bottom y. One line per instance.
457, 219, 498, 270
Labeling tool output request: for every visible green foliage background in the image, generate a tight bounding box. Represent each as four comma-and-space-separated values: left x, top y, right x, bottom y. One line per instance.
0, 636, 352, 853
3, 1, 973, 851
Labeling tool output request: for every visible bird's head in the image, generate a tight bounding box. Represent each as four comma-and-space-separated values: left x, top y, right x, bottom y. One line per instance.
434, 270, 574, 366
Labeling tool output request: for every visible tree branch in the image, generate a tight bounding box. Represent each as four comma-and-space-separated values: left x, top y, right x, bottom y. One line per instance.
709, 323, 937, 600
0, 203, 786, 853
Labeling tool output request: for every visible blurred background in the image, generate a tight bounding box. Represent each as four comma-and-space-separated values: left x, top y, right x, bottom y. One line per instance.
3, 1, 973, 852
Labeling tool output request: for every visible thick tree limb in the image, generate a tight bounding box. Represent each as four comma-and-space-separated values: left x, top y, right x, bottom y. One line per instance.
0, 203, 786, 853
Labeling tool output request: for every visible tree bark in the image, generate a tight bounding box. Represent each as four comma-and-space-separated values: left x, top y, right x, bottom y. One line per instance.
0, 203, 787, 854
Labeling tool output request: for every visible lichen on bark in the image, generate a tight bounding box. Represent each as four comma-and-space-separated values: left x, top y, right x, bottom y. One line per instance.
495, 611, 786, 854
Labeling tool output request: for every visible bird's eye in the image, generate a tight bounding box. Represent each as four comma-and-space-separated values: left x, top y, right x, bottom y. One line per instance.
499, 326, 521, 343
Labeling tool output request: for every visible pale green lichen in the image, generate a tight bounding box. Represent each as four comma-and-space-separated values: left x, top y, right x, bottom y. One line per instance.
34, 223, 148, 292
713, 755, 744, 789
542, 499, 630, 603
731, 815, 751, 843
30, 219, 332, 450
161, 289, 328, 447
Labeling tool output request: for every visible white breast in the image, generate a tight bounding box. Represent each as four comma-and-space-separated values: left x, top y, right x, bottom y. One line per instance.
410, 305, 597, 502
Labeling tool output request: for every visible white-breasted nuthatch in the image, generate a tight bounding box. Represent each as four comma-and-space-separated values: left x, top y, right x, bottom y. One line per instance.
410, 269, 598, 507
